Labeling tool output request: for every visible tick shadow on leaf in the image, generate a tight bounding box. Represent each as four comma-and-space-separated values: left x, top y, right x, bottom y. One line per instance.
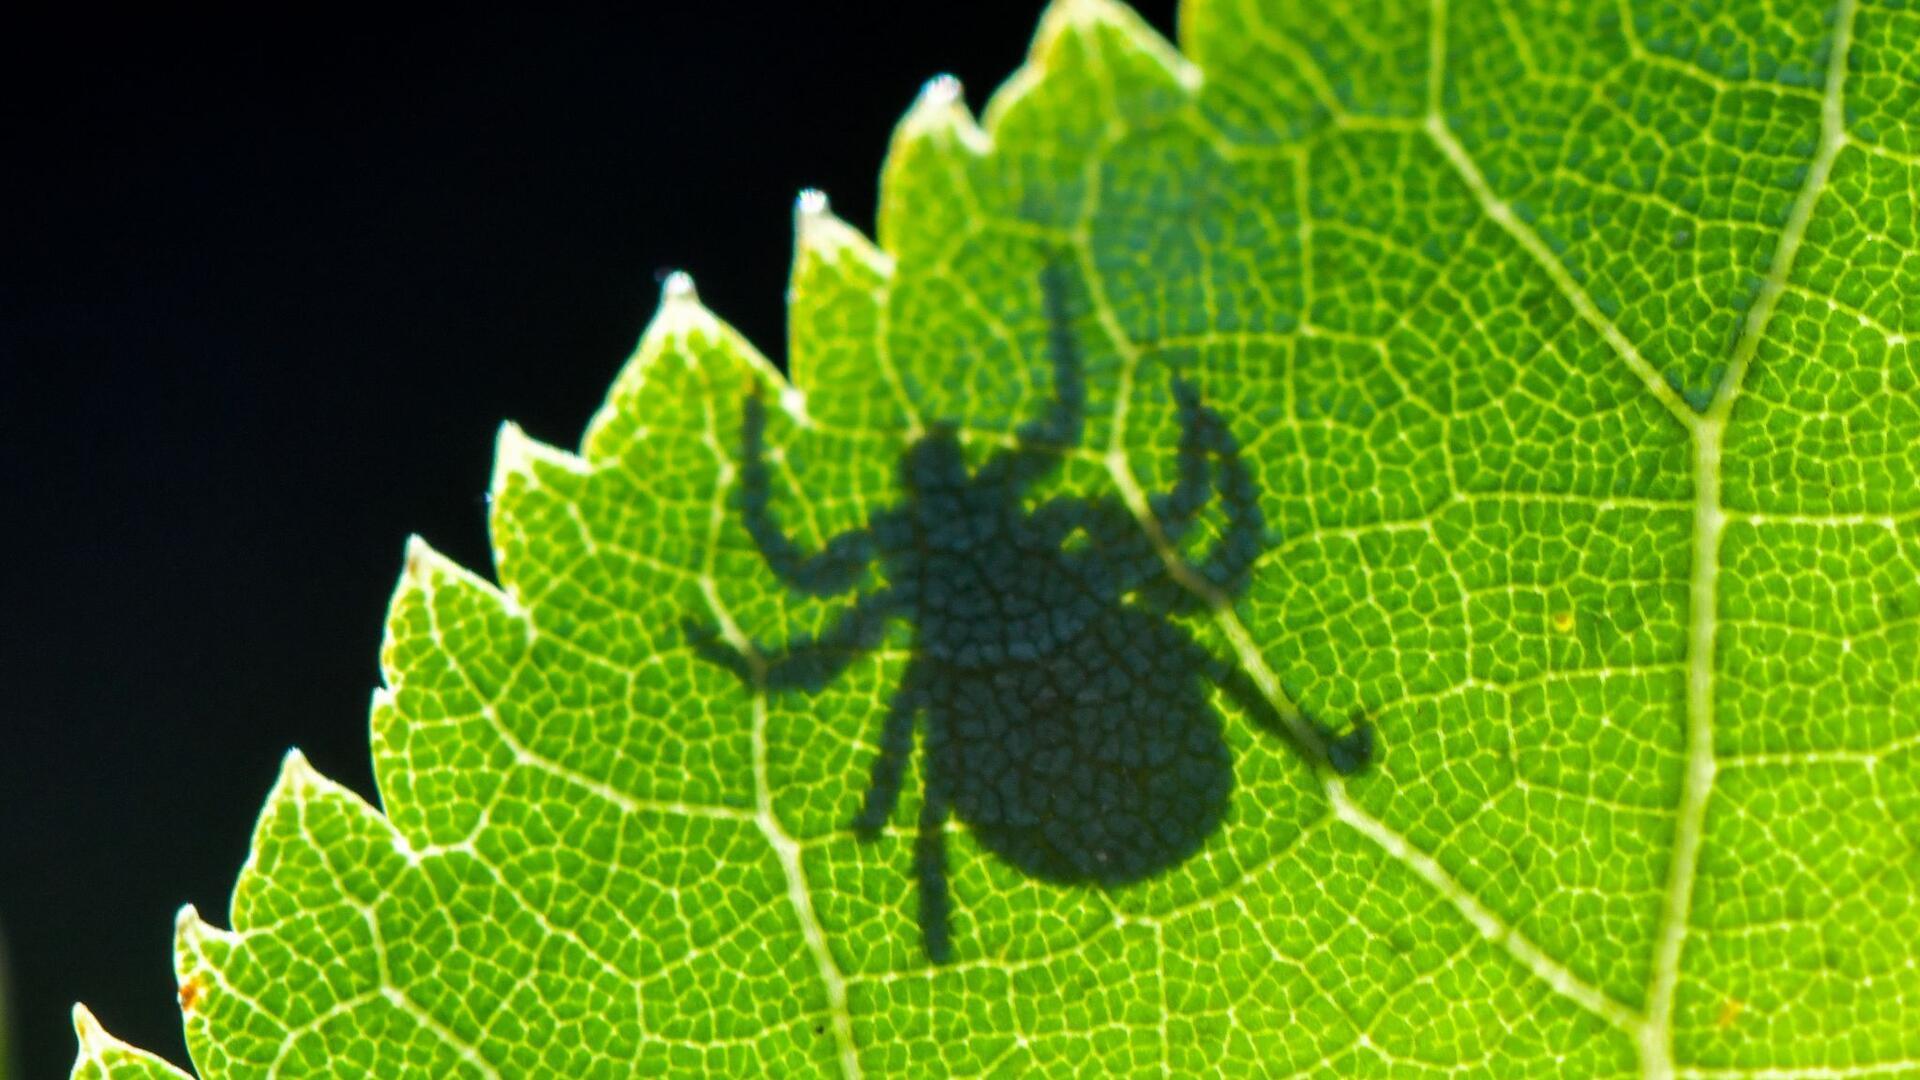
687, 262, 1373, 963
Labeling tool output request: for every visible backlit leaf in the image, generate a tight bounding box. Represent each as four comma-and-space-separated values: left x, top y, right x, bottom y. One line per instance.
76, 0, 1920, 1075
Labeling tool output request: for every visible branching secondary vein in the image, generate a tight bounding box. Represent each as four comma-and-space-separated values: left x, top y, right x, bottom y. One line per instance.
1642, 3, 1857, 1076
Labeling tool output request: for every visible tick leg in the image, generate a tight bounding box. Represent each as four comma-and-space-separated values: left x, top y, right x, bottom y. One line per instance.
759, 587, 901, 693
1209, 659, 1378, 776
739, 392, 876, 597
1016, 260, 1086, 450
1037, 495, 1164, 595
851, 673, 922, 836
689, 586, 900, 692
1153, 377, 1230, 539
848, 668, 954, 963
981, 257, 1086, 496
1191, 413, 1263, 594
915, 779, 954, 964
1149, 378, 1266, 605
1324, 716, 1377, 776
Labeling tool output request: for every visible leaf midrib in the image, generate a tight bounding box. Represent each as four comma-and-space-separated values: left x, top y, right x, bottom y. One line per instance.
1412, 0, 1861, 1072
1640, 2, 1859, 1075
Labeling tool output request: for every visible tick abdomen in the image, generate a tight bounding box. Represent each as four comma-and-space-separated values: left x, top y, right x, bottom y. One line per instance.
930, 605, 1232, 887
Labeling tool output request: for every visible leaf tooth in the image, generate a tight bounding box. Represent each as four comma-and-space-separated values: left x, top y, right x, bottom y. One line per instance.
787, 188, 902, 420
793, 188, 893, 278
274, 748, 387, 821
659, 268, 699, 304
878, 75, 989, 254
171, 903, 236, 1043
171, 906, 211, 1031
487, 421, 590, 581
399, 535, 503, 604
172, 904, 236, 952
1032, 0, 1197, 90
70, 1003, 116, 1055
975, 0, 1198, 142
383, 536, 523, 698
388, 534, 520, 655
642, 269, 724, 359
275, 747, 328, 799
628, 266, 782, 386
895, 73, 990, 156
401, 533, 449, 589
490, 421, 588, 500
69, 1004, 192, 1078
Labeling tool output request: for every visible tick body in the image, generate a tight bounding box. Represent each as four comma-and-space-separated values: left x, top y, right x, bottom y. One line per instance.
865, 427, 1241, 960
695, 263, 1351, 961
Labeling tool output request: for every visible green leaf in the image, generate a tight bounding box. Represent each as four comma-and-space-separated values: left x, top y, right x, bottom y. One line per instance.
76, 0, 1920, 1075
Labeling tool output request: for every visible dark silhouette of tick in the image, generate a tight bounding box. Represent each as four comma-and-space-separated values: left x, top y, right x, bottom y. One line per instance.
692, 263, 1370, 962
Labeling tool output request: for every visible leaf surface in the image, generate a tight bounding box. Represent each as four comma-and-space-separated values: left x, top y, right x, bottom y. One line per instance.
77, 0, 1920, 1075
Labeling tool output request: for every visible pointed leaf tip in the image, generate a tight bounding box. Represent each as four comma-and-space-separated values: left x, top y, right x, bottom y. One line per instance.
925, 72, 963, 104
492, 422, 587, 497
984, 0, 1194, 133
175, 902, 238, 954
402, 533, 440, 586
1042, 0, 1115, 25
492, 421, 535, 496
639, 267, 734, 354
900, 73, 989, 153
793, 187, 891, 276
1037, 0, 1192, 75
270, 749, 379, 817
401, 535, 481, 593
72, 1002, 194, 1078
1042, 0, 1160, 32
278, 747, 319, 790
660, 269, 698, 303
71, 1003, 105, 1049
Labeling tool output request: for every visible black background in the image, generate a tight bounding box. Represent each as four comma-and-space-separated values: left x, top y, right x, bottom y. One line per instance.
1, 4, 1178, 1075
